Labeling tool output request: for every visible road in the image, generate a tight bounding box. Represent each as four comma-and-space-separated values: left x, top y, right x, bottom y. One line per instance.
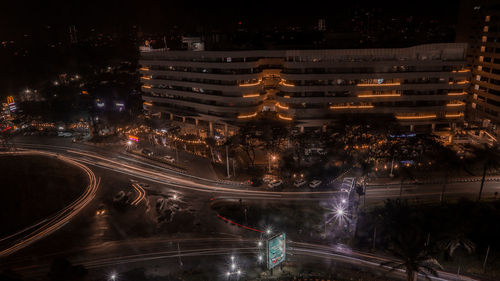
0, 150, 99, 258
1, 237, 477, 281
0, 136, 493, 280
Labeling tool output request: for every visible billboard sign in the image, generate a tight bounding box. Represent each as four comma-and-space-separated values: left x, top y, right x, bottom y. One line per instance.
267, 233, 286, 269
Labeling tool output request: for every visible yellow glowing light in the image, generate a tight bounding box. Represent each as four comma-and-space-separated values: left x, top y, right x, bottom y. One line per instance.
141, 76, 151, 80
143, 102, 153, 106
457, 69, 469, 73
280, 80, 295, 87
357, 93, 401, 98
447, 92, 466, 96
142, 85, 152, 89
237, 112, 258, 119
243, 94, 260, 98
357, 82, 401, 87
239, 80, 261, 87
284, 95, 291, 99
276, 103, 289, 110
456, 81, 469, 85
446, 102, 466, 107
140, 67, 150, 71
445, 113, 464, 118
277, 114, 292, 121
395, 114, 437, 120
330, 105, 374, 109
7, 96, 15, 104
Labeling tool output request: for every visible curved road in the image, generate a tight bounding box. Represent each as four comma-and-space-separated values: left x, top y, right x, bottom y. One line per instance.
0, 138, 492, 280
0, 150, 99, 258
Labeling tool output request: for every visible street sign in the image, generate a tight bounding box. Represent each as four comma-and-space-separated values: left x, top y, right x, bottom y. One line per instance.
267, 233, 286, 269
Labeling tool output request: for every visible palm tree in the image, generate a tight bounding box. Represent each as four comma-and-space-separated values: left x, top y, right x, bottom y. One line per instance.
205, 136, 217, 163
382, 231, 442, 281
440, 233, 475, 258
470, 144, 500, 201
436, 146, 464, 203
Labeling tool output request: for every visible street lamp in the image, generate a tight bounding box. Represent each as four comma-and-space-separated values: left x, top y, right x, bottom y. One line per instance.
110, 273, 117, 281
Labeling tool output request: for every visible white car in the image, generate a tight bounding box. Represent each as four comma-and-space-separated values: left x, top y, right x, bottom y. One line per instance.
163, 155, 175, 163
309, 180, 322, 188
268, 180, 283, 188
317, 148, 327, 155
262, 175, 275, 183
293, 179, 307, 187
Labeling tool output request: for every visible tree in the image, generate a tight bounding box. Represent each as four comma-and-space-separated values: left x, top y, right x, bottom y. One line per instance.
436, 146, 464, 203
470, 144, 500, 201
382, 231, 442, 281
439, 233, 475, 258
205, 136, 217, 163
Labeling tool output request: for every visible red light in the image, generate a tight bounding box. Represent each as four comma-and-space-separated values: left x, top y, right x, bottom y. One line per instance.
238, 21, 242, 25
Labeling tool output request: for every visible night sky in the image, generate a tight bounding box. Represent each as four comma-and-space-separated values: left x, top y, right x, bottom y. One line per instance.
1, 0, 460, 37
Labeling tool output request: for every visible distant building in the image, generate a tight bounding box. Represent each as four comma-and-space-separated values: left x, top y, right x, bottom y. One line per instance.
318, 19, 326, 31
140, 43, 468, 135
457, 1, 500, 134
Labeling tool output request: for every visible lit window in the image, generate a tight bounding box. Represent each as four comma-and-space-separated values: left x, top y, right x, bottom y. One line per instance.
479, 56, 484, 62
484, 26, 489, 32
482, 36, 487, 42
478, 65, 482, 71
485, 15, 490, 22
481, 46, 485, 52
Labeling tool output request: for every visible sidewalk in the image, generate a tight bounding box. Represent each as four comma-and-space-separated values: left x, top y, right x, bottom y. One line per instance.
134, 143, 218, 180
366, 175, 500, 186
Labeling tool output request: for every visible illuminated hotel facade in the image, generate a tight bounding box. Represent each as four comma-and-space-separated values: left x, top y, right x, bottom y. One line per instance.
140, 43, 468, 135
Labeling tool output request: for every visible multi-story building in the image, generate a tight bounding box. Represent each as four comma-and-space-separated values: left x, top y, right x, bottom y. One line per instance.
140, 43, 468, 136
458, 1, 500, 133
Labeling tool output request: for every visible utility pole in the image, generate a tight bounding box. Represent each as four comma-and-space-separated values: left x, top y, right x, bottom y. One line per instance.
226, 145, 230, 178
483, 245, 490, 273
268, 154, 271, 173
177, 242, 183, 267
389, 156, 395, 177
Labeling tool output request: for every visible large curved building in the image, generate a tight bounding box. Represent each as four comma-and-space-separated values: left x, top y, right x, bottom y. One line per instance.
140, 43, 468, 136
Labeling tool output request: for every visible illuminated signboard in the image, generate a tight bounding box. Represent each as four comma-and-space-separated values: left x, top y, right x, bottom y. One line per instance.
267, 233, 286, 269
128, 135, 139, 142
7, 96, 16, 112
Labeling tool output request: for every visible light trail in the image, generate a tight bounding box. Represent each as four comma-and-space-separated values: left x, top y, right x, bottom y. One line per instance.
14, 143, 344, 197
0, 150, 99, 257
130, 183, 146, 206
7, 238, 478, 281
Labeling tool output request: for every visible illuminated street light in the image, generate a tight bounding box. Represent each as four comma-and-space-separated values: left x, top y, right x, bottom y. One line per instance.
110, 273, 116, 281
173, 194, 178, 200
258, 241, 263, 247
266, 228, 272, 235
237, 270, 241, 275
127, 140, 132, 146
341, 199, 347, 204
226, 272, 231, 277
231, 263, 236, 270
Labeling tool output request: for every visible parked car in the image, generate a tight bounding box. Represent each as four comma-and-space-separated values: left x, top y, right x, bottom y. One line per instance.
142, 149, 153, 156
316, 148, 327, 155
163, 155, 175, 163
293, 179, 307, 187
249, 178, 263, 187
309, 180, 322, 188
262, 174, 275, 183
268, 180, 283, 188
